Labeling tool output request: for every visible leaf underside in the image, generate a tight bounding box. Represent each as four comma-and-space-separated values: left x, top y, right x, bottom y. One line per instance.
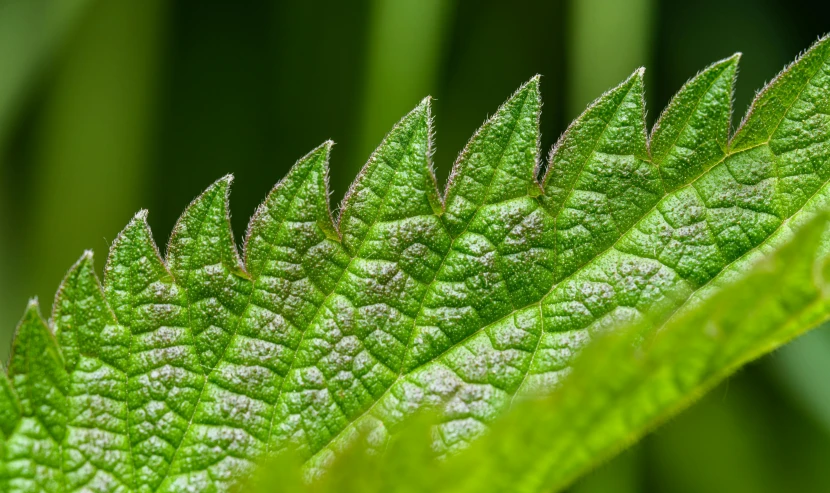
1, 35, 829, 493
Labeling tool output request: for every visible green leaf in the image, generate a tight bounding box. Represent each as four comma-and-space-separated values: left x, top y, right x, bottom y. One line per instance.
104, 213, 204, 491
160, 143, 349, 491
650, 54, 737, 190
542, 68, 659, 280
167, 175, 252, 371
5, 301, 68, 492
1, 35, 830, 492
446, 213, 830, 493
240, 211, 830, 493
53, 252, 132, 491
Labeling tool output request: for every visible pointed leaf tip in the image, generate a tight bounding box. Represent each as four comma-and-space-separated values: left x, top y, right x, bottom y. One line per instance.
650, 51, 738, 189
517, 75, 541, 96
164, 148, 254, 372
339, 92, 437, 254
17, 296, 41, 320
114, 210, 155, 249
707, 53, 741, 71
443, 76, 543, 235
198, 174, 233, 197
70, 250, 96, 276
307, 140, 334, 161
731, 32, 830, 151
8, 295, 66, 446
408, 96, 432, 120
244, 140, 342, 279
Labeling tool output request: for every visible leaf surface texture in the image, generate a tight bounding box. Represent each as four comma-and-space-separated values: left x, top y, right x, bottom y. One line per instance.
0, 36, 829, 492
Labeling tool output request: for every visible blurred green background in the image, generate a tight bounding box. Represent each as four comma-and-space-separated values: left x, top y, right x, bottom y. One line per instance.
1, 0, 829, 491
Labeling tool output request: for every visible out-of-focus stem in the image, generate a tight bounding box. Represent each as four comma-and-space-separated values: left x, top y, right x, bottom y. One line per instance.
13, 0, 167, 358
0, 0, 95, 348
567, 0, 655, 119
349, 0, 456, 181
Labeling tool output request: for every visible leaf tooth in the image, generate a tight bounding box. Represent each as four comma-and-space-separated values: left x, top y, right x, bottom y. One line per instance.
443, 75, 542, 236
731, 33, 830, 150
51, 250, 134, 490
166, 173, 254, 371
167, 173, 246, 278
244, 140, 338, 279
339, 98, 431, 221
338, 97, 438, 256
51, 251, 97, 372
53, 250, 124, 371
651, 53, 740, 149
3, 300, 67, 489
541, 67, 658, 281
8, 298, 68, 442
104, 210, 205, 490
104, 209, 169, 294
542, 66, 649, 213
649, 53, 739, 190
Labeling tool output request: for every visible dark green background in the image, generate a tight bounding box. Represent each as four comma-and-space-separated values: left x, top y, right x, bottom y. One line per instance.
0, 0, 829, 490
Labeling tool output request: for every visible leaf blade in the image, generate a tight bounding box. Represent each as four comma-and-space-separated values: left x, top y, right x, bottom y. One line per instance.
651, 54, 738, 190
5, 301, 68, 492
53, 252, 133, 492
104, 213, 204, 492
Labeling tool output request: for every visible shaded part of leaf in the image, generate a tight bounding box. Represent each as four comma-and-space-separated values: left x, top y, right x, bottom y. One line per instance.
167, 176, 253, 371
443, 76, 542, 236
274, 100, 454, 459
542, 69, 661, 281
159, 143, 350, 491
53, 252, 133, 492
694, 145, 783, 260
651, 54, 738, 190
731, 34, 830, 151
103, 212, 204, 491
5, 301, 68, 492
616, 187, 727, 287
